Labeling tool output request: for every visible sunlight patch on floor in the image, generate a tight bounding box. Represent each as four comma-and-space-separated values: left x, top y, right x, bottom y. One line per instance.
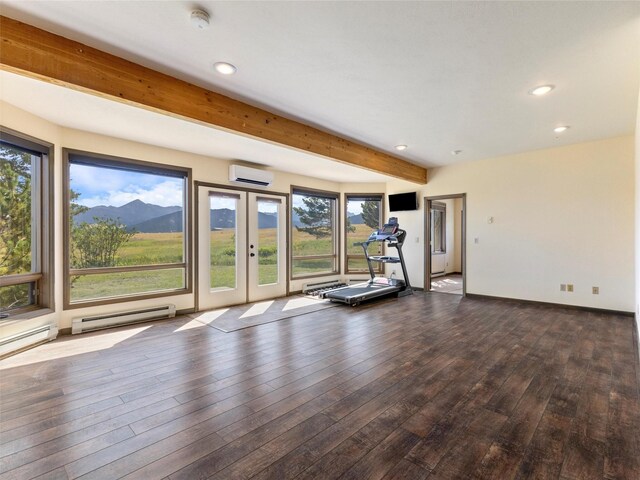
190, 308, 229, 324
174, 319, 208, 332
0, 325, 152, 368
282, 297, 325, 311
240, 301, 274, 319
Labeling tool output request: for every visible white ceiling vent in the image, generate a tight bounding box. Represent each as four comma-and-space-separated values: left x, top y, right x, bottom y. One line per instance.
229, 165, 273, 188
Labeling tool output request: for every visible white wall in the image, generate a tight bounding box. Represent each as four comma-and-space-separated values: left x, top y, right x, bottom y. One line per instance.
388, 136, 635, 312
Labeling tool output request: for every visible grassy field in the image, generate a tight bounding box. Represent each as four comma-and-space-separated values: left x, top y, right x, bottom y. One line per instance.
69, 224, 377, 300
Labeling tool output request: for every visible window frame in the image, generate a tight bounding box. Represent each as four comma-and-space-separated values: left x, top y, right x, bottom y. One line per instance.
62, 149, 192, 309
290, 186, 340, 280
344, 193, 385, 274
0, 127, 54, 318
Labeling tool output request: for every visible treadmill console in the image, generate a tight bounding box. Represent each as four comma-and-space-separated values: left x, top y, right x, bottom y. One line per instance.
370, 217, 401, 241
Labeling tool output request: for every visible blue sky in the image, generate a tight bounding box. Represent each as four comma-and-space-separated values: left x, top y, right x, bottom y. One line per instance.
71, 164, 183, 208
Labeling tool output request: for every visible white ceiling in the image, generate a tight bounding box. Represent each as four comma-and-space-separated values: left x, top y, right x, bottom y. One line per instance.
0, 1, 639, 173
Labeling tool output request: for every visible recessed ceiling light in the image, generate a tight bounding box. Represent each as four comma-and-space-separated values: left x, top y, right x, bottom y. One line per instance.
528, 85, 555, 96
554, 125, 570, 133
395, 145, 407, 151
451, 150, 463, 156
214, 62, 237, 75
190, 9, 210, 29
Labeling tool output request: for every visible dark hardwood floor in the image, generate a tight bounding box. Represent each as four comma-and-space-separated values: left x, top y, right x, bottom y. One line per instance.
1, 293, 639, 479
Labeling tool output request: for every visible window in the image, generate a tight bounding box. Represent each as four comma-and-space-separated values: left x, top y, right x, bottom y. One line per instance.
291, 187, 339, 278
64, 150, 191, 307
0, 129, 53, 316
345, 194, 384, 273
431, 202, 446, 253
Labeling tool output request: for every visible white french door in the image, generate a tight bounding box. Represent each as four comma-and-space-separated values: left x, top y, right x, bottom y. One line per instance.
197, 186, 287, 310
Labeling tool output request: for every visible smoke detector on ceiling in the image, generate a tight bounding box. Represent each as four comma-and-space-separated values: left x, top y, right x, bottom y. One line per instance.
190, 9, 210, 29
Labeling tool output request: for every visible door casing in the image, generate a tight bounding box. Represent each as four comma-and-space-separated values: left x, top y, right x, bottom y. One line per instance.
424, 193, 467, 295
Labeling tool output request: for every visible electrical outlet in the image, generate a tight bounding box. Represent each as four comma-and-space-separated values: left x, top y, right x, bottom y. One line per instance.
567, 284, 574, 292
592, 286, 599, 295
560, 284, 566, 292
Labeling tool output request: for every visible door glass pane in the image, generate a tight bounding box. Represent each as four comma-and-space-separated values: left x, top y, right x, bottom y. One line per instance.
1, 144, 36, 276
210, 195, 237, 289
257, 200, 278, 285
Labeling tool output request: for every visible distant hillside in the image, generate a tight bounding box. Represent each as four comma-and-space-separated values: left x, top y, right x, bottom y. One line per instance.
130, 211, 183, 233
206, 209, 278, 230
348, 214, 364, 224
73, 199, 339, 233
124, 208, 279, 233
73, 199, 182, 227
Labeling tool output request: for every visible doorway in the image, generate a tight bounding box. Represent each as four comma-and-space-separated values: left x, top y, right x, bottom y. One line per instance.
425, 194, 466, 295
196, 184, 288, 311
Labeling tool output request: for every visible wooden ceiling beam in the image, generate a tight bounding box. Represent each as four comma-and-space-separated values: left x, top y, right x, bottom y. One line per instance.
0, 16, 427, 184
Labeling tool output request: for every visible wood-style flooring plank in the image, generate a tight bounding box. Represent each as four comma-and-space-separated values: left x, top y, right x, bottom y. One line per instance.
0, 293, 638, 480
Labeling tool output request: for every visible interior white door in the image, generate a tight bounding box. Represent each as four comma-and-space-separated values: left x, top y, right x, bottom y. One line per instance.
198, 186, 287, 310
247, 192, 287, 301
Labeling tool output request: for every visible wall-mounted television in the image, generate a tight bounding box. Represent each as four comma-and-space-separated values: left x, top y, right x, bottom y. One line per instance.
388, 192, 418, 211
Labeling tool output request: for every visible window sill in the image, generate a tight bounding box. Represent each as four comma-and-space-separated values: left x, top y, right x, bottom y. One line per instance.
291, 271, 340, 281
0, 308, 54, 325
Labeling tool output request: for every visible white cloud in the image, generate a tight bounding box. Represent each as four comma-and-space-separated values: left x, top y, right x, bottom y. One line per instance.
79, 180, 183, 208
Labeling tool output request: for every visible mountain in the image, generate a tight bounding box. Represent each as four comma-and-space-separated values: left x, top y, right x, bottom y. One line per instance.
75, 200, 282, 233
124, 208, 279, 233
348, 214, 364, 224
206, 209, 279, 230
292, 210, 302, 227
130, 211, 183, 233
73, 199, 182, 227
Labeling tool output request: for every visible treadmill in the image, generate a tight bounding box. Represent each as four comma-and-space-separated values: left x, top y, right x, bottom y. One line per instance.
322, 217, 413, 305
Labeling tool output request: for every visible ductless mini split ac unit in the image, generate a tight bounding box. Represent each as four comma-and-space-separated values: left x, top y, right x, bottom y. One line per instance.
229, 165, 274, 187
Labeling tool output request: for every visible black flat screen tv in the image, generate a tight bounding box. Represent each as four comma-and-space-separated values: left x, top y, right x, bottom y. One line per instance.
388, 192, 418, 211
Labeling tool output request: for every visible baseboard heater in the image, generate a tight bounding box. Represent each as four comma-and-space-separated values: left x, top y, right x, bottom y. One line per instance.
72, 304, 176, 334
0, 325, 56, 357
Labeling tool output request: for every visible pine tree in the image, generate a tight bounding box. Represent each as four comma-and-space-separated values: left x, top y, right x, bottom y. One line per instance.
293, 196, 333, 238
0, 145, 32, 277
361, 200, 381, 229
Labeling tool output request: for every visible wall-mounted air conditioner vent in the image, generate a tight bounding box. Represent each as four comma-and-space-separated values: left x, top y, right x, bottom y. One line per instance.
72, 304, 176, 334
229, 165, 273, 187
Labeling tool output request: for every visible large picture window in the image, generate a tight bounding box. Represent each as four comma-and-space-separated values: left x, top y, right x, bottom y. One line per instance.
345, 194, 383, 273
291, 187, 339, 278
64, 150, 191, 307
0, 129, 53, 317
